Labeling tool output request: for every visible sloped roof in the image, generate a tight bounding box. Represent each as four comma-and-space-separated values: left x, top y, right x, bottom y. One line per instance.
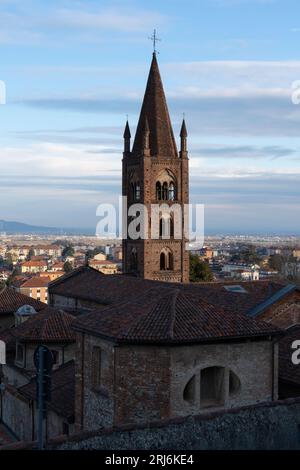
132, 53, 178, 158
72, 286, 281, 344
12, 307, 76, 343
20, 276, 51, 288
0, 286, 46, 315
19, 360, 75, 419
49, 266, 291, 317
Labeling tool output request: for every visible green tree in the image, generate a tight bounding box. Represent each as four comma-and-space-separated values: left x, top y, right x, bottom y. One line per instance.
63, 261, 73, 273
269, 254, 284, 271
4, 253, 13, 268
26, 247, 35, 261
62, 245, 74, 259
190, 254, 214, 282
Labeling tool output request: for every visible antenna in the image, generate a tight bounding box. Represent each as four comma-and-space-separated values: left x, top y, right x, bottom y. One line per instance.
149, 29, 161, 54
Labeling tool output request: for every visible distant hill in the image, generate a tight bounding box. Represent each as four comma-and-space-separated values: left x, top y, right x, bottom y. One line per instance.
0, 220, 94, 236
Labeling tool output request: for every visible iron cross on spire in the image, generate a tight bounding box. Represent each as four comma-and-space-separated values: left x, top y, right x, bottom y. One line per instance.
149, 29, 161, 54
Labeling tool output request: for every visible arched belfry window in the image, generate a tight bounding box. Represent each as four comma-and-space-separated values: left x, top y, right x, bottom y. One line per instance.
155, 169, 177, 201
159, 215, 174, 239
159, 248, 174, 271
129, 171, 141, 202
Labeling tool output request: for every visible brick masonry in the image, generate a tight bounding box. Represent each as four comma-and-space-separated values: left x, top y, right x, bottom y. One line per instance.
75, 334, 278, 430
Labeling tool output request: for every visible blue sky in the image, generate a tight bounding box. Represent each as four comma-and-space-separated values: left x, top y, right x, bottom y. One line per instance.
1, 0, 300, 234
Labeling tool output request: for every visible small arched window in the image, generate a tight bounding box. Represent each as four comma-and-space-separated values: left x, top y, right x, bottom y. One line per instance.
160, 248, 174, 271
159, 216, 171, 239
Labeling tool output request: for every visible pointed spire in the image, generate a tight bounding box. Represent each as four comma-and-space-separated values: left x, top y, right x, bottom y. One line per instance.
180, 119, 187, 138
123, 120, 131, 139
123, 120, 131, 153
180, 118, 188, 156
132, 54, 178, 158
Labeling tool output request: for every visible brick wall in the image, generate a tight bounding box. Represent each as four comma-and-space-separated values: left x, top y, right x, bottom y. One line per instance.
76, 334, 277, 431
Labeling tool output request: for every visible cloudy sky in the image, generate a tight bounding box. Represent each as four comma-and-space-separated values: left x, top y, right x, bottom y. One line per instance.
1, 0, 300, 234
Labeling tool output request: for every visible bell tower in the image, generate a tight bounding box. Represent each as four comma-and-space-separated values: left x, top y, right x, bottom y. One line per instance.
122, 53, 190, 283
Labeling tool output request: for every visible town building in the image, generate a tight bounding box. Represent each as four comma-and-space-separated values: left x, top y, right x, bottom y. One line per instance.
21, 260, 48, 274
0, 286, 46, 330
0, 308, 76, 440
15, 276, 51, 303
88, 259, 119, 275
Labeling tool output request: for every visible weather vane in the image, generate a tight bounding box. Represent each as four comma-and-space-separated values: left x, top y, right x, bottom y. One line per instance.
149, 29, 161, 54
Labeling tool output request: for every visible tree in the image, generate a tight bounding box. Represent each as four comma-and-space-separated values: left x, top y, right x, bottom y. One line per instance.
269, 254, 284, 272
26, 247, 35, 261
63, 261, 73, 273
62, 245, 74, 259
4, 253, 13, 269
190, 254, 214, 282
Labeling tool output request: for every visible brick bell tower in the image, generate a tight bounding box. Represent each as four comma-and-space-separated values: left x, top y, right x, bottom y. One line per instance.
122, 52, 190, 283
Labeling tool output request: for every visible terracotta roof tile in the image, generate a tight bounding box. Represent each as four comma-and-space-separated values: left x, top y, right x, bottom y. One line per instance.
12, 308, 76, 343
20, 277, 50, 288
72, 286, 282, 344
0, 286, 46, 315
49, 266, 289, 316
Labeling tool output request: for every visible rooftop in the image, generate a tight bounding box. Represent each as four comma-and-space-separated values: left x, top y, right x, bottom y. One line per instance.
0, 286, 46, 315
49, 266, 292, 317
72, 286, 281, 344
11, 307, 76, 343
19, 276, 51, 288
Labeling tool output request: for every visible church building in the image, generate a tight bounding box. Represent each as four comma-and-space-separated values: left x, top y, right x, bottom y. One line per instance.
122, 52, 190, 283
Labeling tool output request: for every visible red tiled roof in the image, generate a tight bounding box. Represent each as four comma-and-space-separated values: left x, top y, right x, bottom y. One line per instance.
72, 286, 281, 344
20, 276, 50, 288
89, 259, 115, 265
0, 286, 46, 315
12, 308, 76, 343
49, 266, 289, 317
21, 261, 47, 267
19, 361, 75, 419
279, 325, 300, 386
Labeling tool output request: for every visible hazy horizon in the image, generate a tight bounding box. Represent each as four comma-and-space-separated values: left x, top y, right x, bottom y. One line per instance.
1, 0, 300, 234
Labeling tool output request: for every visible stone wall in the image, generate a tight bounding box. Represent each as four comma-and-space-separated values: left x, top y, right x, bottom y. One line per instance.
170, 339, 277, 417
75, 335, 278, 431
49, 398, 300, 450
